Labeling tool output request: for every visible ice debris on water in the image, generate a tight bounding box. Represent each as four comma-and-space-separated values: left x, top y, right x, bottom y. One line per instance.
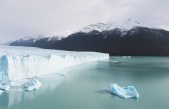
0, 82, 11, 91
106, 83, 139, 99
0, 90, 4, 95
23, 79, 42, 91
0, 82, 11, 95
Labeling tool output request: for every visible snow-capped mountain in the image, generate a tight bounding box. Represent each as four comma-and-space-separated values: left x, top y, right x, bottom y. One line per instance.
47, 36, 62, 41
18, 36, 38, 42
80, 19, 144, 33
10, 20, 169, 56
10, 35, 66, 46
10, 18, 144, 46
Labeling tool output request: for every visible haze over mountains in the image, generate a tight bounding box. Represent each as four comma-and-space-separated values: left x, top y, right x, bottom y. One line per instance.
10, 19, 169, 56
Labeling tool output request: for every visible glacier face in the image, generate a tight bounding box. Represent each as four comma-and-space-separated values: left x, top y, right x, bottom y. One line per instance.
0, 46, 109, 82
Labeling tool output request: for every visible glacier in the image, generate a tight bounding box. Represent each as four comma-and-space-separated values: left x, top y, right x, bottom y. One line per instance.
0, 46, 109, 82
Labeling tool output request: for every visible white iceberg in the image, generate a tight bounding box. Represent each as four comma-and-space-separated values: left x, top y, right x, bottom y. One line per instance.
0, 90, 4, 95
0, 82, 11, 91
106, 83, 139, 99
23, 79, 42, 91
0, 82, 10, 95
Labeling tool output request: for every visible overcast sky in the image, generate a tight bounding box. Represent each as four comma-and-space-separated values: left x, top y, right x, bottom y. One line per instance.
0, 0, 169, 43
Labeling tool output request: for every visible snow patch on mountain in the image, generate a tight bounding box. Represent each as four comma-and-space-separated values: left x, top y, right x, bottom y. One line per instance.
18, 36, 43, 43
80, 18, 144, 33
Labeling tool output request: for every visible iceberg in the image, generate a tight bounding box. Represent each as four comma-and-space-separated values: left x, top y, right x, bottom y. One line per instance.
0, 90, 4, 95
0, 81, 10, 95
0, 46, 109, 82
5, 75, 65, 108
23, 79, 42, 91
0, 82, 11, 91
106, 83, 139, 99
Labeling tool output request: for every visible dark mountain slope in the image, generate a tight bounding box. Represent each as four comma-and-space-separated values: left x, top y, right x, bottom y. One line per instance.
10, 27, 169, 56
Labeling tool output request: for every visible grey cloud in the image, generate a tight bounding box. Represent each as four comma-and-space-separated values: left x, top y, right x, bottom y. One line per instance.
0, 0, 168, 42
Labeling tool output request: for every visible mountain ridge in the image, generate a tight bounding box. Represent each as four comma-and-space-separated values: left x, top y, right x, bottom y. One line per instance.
10, 21, 169, 56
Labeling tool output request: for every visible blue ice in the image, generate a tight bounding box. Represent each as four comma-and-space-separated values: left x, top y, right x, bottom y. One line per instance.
107, 83, 139, 99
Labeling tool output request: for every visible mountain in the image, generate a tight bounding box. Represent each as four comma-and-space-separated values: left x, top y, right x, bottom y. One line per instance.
10, 20, 169, 56
10, 37, 37, 46
10, 35, 64, 47
80, 19, 143, 33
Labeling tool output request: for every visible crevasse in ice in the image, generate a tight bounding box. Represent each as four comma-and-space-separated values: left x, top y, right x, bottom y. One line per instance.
0, 46, 109, 82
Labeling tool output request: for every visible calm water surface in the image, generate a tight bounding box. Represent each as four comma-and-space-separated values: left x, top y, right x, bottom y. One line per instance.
0, 57, 169, 109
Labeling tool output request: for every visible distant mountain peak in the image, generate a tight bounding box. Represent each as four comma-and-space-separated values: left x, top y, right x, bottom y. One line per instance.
20, 36, 33, 41
46, 36, 63, 41
80, 19, 144, 33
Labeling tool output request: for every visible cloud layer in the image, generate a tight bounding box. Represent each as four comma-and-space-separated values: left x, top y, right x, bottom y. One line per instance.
0, 0, 168, 42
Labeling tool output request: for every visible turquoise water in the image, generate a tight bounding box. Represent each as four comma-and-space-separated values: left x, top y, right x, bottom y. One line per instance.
1, 57, 169, 109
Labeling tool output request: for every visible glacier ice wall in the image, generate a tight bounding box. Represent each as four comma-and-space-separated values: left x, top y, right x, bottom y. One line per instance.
0, 46, 109, 82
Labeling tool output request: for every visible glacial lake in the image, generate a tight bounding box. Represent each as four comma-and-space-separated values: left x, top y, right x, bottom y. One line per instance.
1, 57, 169, 109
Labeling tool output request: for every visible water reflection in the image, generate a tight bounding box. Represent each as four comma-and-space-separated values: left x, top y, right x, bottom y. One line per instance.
0, 74, 65, 109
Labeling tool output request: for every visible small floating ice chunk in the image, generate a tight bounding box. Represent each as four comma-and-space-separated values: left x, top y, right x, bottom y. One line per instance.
0, 90, 4, 95
106, 83, 139, 99
111, 61, 120, 64
0, 82, 11, 95
122, 56, 131, 59
23, 79, 42, 91
0, 82, 11, 91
